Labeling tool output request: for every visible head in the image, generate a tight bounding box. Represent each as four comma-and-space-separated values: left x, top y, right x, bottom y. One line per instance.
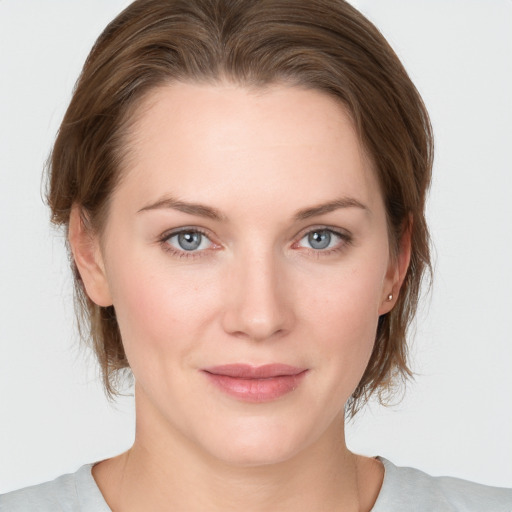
48, 0, 432, 420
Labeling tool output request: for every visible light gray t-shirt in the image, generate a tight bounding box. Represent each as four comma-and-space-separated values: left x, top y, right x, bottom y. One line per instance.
1, 457, 511, 511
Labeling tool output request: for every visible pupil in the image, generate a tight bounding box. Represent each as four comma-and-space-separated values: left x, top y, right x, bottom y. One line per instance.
308, 230, 331, 250
178, 232, 201, 251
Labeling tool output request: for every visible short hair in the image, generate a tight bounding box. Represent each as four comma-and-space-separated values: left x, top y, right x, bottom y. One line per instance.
47, 0, 433, 416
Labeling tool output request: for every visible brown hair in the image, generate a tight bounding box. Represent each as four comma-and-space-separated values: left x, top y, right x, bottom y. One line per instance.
47, 0, 433, 416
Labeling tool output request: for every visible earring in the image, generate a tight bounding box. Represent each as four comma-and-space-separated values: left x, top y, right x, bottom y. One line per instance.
387, 293, 393, 301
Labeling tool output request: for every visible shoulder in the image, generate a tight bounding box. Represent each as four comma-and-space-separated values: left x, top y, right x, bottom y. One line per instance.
0, 464, 110, 512
373, 457, 512, 512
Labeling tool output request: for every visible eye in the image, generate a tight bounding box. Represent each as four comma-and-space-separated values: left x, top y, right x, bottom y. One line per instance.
165, 230, 213, 252
297, 228, 346, 251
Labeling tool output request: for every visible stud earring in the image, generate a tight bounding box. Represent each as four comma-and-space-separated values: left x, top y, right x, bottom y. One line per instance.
387, 293, 393, 301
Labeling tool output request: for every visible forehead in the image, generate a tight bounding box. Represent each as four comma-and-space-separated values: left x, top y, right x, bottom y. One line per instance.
129, 82, 360, 158
118, 82, 381, 214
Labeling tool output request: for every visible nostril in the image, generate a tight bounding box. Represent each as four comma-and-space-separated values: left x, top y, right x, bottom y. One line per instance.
221, 301, 293, 342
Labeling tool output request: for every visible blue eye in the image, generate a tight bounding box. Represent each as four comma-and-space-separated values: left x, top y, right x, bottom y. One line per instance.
166, 230, 212, 252
299, 229, 344, 250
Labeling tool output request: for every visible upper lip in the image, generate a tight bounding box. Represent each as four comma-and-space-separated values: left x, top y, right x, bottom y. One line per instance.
202, 364, 307, 379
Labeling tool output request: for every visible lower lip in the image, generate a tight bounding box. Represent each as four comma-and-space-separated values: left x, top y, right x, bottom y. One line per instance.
203, 371, 307, 403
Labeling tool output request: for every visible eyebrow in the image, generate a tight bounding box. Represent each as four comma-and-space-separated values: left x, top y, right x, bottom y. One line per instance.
293, 197, 369, 220
138, 195, 369, 221
138, 196, 227, 221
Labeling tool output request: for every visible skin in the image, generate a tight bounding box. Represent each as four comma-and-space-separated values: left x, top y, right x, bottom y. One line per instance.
70, 82, 410, 511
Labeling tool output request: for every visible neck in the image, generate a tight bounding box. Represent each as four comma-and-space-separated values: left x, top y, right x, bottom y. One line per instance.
93, 388, 382, 512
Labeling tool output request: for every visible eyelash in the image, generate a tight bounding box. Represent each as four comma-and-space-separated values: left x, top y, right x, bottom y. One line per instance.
159, 227, 214, 260
159, 226, 353, 260
294, 227, 353, 258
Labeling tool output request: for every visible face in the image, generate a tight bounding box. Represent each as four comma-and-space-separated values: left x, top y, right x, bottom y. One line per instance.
76, 83, 403, 466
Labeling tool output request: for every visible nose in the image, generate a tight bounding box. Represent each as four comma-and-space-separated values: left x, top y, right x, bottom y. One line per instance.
221, 247, 295, 342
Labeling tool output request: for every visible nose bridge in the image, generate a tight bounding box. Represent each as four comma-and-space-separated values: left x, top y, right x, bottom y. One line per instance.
222, 242, 293, 341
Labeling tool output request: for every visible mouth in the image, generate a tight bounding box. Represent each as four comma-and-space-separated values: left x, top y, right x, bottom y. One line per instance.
201, 364, 308, 403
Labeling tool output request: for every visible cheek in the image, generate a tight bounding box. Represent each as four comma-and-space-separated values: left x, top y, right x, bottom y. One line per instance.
303, 261, 384, 333
106, 255, 220, 368
299, 261, 386, 383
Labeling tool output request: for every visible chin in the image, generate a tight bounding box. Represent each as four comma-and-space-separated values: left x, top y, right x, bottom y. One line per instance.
197, 417, 318, 468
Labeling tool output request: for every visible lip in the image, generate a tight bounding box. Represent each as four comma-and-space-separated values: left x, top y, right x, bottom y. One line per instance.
202, 364, 308, 403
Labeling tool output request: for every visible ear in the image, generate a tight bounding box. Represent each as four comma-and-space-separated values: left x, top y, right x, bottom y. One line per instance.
378, 221, 412, 315
68, 205, 113, 307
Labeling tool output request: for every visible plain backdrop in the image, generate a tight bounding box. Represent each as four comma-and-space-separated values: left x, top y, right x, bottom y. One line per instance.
0, 0, 511, 493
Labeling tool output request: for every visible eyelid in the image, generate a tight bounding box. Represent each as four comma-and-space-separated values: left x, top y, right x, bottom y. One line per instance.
157, 224, 352, 260
294, 224, 351, 242
159, 226, 221, 258
292, 225, 353, 253
160, 226, 213, 243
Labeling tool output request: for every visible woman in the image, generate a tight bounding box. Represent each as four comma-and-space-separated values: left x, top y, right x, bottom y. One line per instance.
1, 0, 511, 510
